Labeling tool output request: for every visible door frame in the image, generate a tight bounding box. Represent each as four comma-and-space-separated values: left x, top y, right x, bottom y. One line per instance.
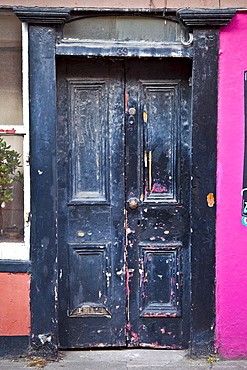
15, 6, 236, 359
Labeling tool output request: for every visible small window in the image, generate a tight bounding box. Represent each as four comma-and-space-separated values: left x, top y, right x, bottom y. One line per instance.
0, 14, 22, 126
0, 12, 29, 259
0, 135, 24, 242
63, 16, 179, 43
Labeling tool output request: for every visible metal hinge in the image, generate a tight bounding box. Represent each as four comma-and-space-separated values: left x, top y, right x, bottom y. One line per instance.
25, 212, 31, 225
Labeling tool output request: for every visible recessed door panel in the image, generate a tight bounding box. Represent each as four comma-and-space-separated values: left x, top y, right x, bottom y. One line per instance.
68, 243, 111, 318
142, 81, 179, 203
139, 243, 182, 318
57, 57, 191, 348
68, 79, 109, 203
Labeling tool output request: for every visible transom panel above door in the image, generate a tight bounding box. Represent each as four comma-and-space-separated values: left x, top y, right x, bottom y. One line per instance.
57, 57, 192, 349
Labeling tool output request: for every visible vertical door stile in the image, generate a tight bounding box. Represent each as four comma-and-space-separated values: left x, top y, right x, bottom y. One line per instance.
123, 71, 130, 341
124, 59, 140, 344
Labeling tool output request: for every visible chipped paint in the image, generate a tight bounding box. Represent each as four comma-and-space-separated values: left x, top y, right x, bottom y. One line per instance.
116, 267, 125, 277
125, 92, 129, 113
126, 227, 135, 235
106, 272, 111, 287
57, 57, 190, 349
143, 111, 147, 123
148, 150, 152, 191
207, 193, 215, 207
38, 334, 52, 345
138, 342, 182, 349
131, 331, 139, 343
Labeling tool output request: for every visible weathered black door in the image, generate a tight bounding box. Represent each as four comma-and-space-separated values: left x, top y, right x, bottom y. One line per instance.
57, 57, 191, 349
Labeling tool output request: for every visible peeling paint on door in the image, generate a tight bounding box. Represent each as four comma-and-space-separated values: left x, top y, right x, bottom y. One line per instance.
57, 57, 191, 348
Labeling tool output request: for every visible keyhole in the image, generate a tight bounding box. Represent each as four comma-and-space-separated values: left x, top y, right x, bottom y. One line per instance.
128, 115, 135, 125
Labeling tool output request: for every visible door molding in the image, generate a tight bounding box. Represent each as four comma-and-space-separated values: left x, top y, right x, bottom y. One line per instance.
15, 6, 236, 359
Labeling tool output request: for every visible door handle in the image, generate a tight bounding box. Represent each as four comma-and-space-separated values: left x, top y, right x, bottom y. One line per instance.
128, 197, 139, 210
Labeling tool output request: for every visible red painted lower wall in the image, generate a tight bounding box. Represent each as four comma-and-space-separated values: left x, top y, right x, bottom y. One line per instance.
0, 272, 30, 336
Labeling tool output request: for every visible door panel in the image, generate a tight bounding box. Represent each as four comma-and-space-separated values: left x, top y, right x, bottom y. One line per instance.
142, 81, 179, 202
125, 59, 191, 348
57, 58, 126, 348
57, 57, 191, 348
68, 79, 109, 203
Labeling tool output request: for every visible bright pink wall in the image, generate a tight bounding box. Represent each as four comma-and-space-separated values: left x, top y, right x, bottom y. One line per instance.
217, 12, 247, 358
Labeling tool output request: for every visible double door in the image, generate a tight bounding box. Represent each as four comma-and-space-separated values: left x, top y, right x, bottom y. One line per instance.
57, 57, 191, 348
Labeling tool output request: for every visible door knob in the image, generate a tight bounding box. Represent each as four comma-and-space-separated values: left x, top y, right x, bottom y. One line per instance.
129, 107, 136, 115
128, 197, 139, 210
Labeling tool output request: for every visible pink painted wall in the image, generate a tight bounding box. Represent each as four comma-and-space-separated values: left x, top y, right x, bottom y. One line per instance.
216, 12, 247, 358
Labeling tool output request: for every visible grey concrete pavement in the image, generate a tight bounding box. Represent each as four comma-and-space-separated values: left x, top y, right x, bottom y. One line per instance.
1, 350, 247, 369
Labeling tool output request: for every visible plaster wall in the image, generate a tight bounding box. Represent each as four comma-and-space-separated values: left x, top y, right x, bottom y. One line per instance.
0, 0, 245, 9
0, 272, 30, 335
217, 12, 247, 358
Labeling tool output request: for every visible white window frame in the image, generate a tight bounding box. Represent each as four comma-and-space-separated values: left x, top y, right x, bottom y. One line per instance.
0, 22, 30, 261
